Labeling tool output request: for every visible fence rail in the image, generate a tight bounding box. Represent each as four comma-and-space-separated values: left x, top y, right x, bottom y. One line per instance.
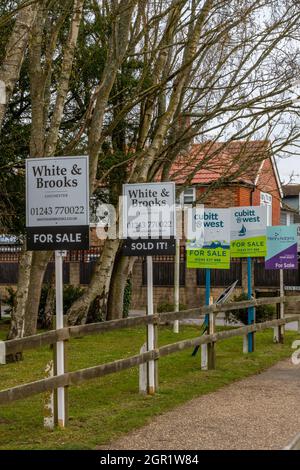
3, 295, 297, 356
1, 295, 300, 407
0, 313, 298, 405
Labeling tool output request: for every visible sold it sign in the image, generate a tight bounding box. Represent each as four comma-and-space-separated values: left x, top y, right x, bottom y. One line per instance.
186, 208, 230, 269
230, 206, 267, 258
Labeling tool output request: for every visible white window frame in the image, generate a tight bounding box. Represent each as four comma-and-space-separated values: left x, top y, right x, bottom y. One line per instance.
89, 189, 110, 226
260, 191, 272, 226
176, 187, 196, 207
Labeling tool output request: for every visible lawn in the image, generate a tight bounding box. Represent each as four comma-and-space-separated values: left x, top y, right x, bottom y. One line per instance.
0, 321, 298, 450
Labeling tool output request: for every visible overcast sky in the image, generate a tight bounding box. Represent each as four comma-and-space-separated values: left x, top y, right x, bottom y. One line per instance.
276, 155, 300, 185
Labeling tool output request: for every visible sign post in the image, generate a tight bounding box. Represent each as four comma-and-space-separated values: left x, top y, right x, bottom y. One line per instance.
122, 182, 176, 394
230, 206, 267, 353
186, 208, 230, 368
247, 257, 254, 352
173, 238, 180, 333
26, 156, 89, 428
146, 256, 155, 395
55, 250, 65, 427
265, 225, 298, 343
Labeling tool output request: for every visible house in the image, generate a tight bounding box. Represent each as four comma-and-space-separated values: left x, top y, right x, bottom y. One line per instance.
281, 184, 300, 225
131, 140, 285, 310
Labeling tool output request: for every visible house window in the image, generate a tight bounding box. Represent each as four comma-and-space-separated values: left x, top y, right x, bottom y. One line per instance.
260, 192, 272, 225
90, 189, 110, 226
176, 187, 196, 207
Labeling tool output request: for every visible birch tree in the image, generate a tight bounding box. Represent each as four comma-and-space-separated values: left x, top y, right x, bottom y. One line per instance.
6, 0, 85, 340
3, 0, 300, 332
67, 0, 300, 323
0, 1, 38, 131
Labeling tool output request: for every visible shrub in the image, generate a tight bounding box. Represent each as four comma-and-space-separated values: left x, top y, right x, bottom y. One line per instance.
123, 278, 132, 318
38, 284, 85, 328
225, 292, 276, 324
157, 302, 187, 313
4, 287, 16, 315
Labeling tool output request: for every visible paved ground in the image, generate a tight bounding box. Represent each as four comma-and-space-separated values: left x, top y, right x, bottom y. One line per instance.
99, 359, 300, 450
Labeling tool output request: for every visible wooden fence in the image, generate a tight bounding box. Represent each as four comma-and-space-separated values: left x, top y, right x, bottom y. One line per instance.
0, 295, 300, 411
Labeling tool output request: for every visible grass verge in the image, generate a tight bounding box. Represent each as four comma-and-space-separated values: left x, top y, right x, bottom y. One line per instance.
0, 321, 298, 449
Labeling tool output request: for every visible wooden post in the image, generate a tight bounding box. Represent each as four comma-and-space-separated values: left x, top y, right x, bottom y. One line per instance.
55, 251, 66, 427
44, 360, 54, 429
146, 256, 155, 395
0, 341, 6, 365
154, 319, 159, 392
273, 291, 280, 343
173, 238, 180, 333
279, 270, 284, 343
139, 343, 147, 393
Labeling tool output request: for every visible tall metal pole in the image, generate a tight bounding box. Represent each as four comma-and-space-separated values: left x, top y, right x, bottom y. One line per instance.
147, 256, 155, 395
55, 251, 65, 427
201, 268, 210, 370
247, 256, 254, 352
173, 238, 180, 333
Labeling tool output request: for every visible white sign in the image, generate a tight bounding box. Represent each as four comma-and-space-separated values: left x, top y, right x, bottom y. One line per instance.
122, 182, 176, 239
230, 206, 267, 257
186, 207, 229, 249
26, 156, 89, 227
26, 156, 89, 250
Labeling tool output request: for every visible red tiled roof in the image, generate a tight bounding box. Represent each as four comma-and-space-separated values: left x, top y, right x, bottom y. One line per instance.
169, 140, 270, 185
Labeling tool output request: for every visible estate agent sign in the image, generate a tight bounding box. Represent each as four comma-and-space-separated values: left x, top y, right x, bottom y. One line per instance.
122, 182, 176, 255
26, 156, 90, 250
230, 206, 267, 257
186, 208, 231, 269
265, 225, 298, 270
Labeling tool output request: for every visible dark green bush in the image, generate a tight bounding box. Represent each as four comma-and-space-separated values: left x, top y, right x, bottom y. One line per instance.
38, 284, 85, 328
157, 302, 187, 313
4, 287, 16, 315
225, 292, 276, 324
123, 278, 132, 318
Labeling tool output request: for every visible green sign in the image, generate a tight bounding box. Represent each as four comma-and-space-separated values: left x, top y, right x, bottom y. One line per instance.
186, 246, 230, 269
186, 208, 230, 269
230, 207, 267, 258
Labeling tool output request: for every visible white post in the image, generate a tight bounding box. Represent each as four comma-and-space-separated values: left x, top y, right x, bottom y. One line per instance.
0, 341, 6, 364
147, 256, 155, 395
243, 334, 248, 353
173, 238, 180, 333
139, 343, 147, 394
44, 360, 54, 429
55, 251, 65, 427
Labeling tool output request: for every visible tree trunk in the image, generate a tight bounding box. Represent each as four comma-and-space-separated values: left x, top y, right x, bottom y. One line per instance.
0, 4, 37, 130
107, 255, 135, 321
7, 250, 33, 352
24, 251, 52, 336
67, 239, 120, 325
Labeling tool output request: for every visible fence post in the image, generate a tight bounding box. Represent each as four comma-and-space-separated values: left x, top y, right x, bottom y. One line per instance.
0, 341, 6, 365
139, 343, 147, 393
44, 360, 54, 429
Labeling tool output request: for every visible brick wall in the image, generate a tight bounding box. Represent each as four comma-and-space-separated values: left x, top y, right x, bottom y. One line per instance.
252, 158, 281, 225
197, 186, 238, 207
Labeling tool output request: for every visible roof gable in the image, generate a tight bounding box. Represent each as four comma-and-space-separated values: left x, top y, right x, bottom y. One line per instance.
170, 140, 272, 186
